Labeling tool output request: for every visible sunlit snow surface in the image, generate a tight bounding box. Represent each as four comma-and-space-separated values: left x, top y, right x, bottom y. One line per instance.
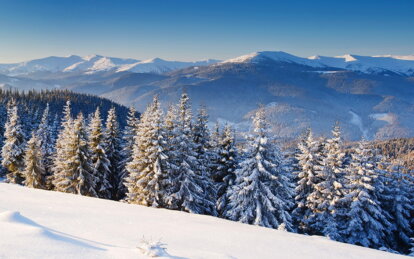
0, 183, 405, 259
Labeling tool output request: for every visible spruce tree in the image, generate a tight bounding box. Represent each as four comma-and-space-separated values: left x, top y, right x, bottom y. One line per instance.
307, 123, 346, 239
292, 129, 323, 233
224, 108, 294, 230
1, 100, 26, 184
341, 140, 392, 249
51, 100, 73, 190
53, 104, 96, 196
125, 96, 170, 206
216, 124, 239, 217
193, 106, 217, 216
36, 103, 54, 189
88, 108, 112, 199
164, 93, 215, 214
22, 133, 47, 189
104, 107, 123, 199
118, 106, 139, 200
377, 162, 413, 252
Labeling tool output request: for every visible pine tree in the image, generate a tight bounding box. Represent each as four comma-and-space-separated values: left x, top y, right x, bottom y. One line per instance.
224, 108, 294, 230
36, 103, 54, 189
88, 108, 112, 199
52, 104, 96, 196
307, 123, 346, 239
193, 106, 217, 216
377, 162, 413, 252
216, 124, 239, 216
292, 129, 323, 233
341, 140, 392, 249
125, 96, 170, 206
51, 100, 73, 190
1, 100, 26, 184
164, 93, 215, 214
118, 106, 139, 200
22, 133, 47, 189
104, 107, 123, 199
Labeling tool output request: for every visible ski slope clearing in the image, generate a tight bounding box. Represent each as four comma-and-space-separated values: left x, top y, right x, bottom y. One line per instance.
0, 183, 406, 259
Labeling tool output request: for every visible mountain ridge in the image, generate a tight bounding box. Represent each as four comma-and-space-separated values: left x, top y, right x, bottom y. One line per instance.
1, 51, 414, 76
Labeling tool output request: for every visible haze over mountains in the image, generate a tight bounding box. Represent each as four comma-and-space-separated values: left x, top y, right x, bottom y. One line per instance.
1, 51, 413, 140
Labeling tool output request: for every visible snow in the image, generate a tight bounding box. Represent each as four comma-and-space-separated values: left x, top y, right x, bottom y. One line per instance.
221, 51, 325, 68
0, 55, 219, 75
0, 182, 405, 259
222, 51, 414, 76
116, 58, 219, 74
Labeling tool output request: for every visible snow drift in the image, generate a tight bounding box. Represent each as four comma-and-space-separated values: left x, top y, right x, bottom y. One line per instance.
0, 182, 405, 258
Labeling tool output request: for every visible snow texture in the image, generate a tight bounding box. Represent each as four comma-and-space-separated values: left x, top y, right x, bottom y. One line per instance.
0, 182, 405, 259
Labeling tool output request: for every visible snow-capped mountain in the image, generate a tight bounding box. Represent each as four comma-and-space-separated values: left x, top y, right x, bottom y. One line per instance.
0, 55, 220, 75
116, 58, 219, 74
1, 50, 414, 140
222, 51, 414, 76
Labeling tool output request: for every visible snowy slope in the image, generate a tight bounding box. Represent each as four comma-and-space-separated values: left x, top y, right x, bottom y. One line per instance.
0, 182, 405, 259
222, 51, 414, 75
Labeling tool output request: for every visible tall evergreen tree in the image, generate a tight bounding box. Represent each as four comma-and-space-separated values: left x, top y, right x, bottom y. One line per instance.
104, 107, 123, 199
125, 96, 170, 206
216, 124, 239, 216
292, 129, 323, 233
53, 112, 96, 196
341, 140, 392, 249
51, 100, 73, 189
22, 133, 47, 189
307, 123, 346, 239
118, 106, 139, 200
36, 103, 54, 189
164, 93, 215, 214
1, 100, 26, 184
224, 108, 294, 230
88, 108, 112, 199
193, 106, 217, 216
377, 162, 413, 252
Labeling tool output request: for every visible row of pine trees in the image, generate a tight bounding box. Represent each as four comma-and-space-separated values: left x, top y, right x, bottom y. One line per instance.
1, 93, 413, 255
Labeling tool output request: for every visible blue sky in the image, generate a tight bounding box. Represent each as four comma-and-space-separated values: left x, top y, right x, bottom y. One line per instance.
0, 0, 413, 62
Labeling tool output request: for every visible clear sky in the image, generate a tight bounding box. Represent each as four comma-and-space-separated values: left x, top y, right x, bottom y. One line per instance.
0, 0, 413, 63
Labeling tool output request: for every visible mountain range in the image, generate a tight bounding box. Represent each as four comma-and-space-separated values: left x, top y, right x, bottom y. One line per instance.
1, 51, 413, 140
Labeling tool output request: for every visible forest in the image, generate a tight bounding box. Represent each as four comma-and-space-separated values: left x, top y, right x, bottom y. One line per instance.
0, 90, 413, 256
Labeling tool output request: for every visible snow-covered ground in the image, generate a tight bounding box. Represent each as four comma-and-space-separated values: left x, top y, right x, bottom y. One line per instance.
0, 182, 407, 259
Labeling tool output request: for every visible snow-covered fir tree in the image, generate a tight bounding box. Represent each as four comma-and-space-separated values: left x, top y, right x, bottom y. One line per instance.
341, 140, 392, 249
88, 108, 112, 199
376, 162, 413, 252
125, 96, 170, 206
192, 106, 218, 215
22, 132, 47, 189
53, 104, 96, 196
104, 107, 123, 199
164, 93, 215, 215
292, 129, 323, 233
36, 103, 55, 189
224, 108, 294, 230
216, 124, 239, 217
306, 123, 346, 239
51, 100, 73, 190
118, 106, 139, 200
1, 100, 26, 184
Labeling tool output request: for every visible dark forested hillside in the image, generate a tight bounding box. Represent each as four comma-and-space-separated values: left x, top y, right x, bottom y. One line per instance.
0, 89, 134, 142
